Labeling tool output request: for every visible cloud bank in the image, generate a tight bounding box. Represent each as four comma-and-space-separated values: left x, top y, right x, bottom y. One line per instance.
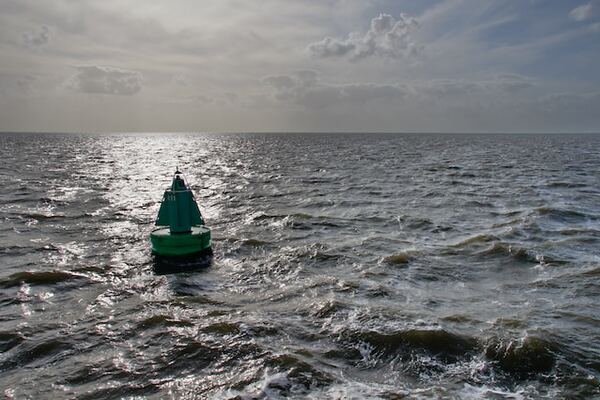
66, 66, 142, 95
263, 70, 411, 110
262, 71, 534, 109
308, 13, 421, 61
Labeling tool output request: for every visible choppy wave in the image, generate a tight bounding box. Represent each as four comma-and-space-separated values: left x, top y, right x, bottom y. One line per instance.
380, 250, 417, 265
0, 270, 89, 288
483, 335, 556, 378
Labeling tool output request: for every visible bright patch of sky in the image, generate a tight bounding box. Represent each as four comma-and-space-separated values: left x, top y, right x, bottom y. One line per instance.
0, 0, 598, 132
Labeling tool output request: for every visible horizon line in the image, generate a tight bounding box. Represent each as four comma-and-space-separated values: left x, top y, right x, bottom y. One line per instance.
1, 130, 600, 135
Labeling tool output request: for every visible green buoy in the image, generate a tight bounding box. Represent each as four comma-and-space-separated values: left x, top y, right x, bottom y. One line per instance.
150, 169, 212, 258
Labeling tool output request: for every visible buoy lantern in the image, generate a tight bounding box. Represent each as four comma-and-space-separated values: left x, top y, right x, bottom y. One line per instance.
150, 169, 212, 257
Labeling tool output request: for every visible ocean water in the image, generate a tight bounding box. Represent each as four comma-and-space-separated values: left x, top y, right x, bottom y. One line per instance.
0, 132, 599, 399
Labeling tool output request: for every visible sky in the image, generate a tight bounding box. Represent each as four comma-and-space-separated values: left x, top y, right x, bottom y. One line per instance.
0, 0, 599, 133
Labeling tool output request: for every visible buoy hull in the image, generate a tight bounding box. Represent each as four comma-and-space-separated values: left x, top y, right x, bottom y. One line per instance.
150, 226, 211, 257
152, 247, 213, 274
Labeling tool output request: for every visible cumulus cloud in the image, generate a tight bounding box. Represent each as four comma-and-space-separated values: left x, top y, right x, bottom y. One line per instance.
308, 13, 421, 61
569, 3, 595, 21
66, 66, 142, 95
22, 25, 50, 47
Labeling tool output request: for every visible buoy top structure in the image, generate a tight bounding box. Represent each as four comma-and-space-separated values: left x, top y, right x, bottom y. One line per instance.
150, 169, 212, 257
156, 169, 204, 233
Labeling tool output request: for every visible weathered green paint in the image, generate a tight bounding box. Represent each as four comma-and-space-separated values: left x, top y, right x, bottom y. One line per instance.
155, 173, 204, 231
150, 226, 211, 256
150, 170, 211, 257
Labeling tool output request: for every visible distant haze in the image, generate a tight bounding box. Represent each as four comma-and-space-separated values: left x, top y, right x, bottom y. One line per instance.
1, 0, 599, 133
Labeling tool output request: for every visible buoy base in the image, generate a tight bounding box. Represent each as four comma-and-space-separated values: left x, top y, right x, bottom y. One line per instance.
152, 247, 213, 274
150, 226, 211, 257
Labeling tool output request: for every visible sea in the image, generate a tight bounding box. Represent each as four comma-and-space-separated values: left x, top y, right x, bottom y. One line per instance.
0, 132, 599, 399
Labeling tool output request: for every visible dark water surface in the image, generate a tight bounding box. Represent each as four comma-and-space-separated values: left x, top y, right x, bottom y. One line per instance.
1, 133, 600, 399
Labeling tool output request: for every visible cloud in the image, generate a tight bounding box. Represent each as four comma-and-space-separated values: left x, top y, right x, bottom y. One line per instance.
419, 74, 535, 98
492, 74, 536, 92
262, 70, 410, 108
308, 13, 422, 61
223, 92, 239, 103
538, 92, 600, 116
262, 71, 534, 109
262, 71, 322, 105
196, 94, 214, 103
569, 3, 595, 21
22, 25, 50, 47
172, 74, 188, 86
17, 75, 36, 92
66, 66, 142, 95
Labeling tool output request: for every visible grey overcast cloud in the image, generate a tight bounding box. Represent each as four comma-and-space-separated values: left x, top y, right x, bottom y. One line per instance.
1, 0, 599, 133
